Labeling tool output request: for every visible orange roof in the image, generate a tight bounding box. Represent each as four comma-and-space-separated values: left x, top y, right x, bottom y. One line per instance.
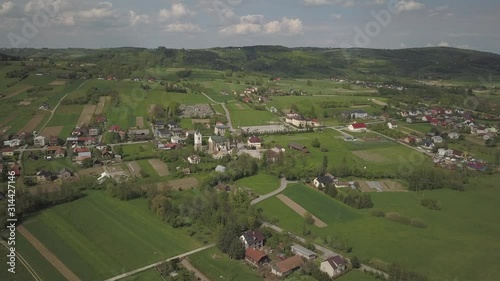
245, 248, 267, 263
275, 255, 304, 273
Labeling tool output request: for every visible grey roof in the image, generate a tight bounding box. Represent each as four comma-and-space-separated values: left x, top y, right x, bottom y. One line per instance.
291, 244, 316, 257
210, 136, 227, 144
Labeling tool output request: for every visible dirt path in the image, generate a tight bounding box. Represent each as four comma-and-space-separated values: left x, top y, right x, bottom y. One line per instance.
17, 225, 82, 281
276, 194, 328, 228
181, 259, 211, 281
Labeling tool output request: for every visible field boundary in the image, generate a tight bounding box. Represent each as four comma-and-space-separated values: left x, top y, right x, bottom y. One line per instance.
276, 194, 328, 228
18, 225, 82, 281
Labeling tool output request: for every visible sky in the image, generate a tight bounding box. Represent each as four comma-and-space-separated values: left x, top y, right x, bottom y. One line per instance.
0, 0, 499, 53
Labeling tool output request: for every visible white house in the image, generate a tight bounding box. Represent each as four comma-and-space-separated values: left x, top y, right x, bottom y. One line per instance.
347, 123, 367, 132
3, 139, 21, 147
432, 136, 443, 143
34, 136, 46, 147
240, 230, 265, 249
320, 256, 346, 278
187, 155, 201, 164
448, 132, 460, 139
387, 122, 398, 129
247, 136, 263, 149
215, 165, 226, 173
313, 176, 335, 188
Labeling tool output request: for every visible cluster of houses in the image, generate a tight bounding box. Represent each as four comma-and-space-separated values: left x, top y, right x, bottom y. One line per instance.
313, 173, 357, 190
431, 148, 488, 171
32, 168, 75, 183
239, 229, 348, 278
330, 77, 405, 91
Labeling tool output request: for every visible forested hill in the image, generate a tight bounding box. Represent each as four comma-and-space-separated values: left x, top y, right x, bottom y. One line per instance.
1, 46, 500, 79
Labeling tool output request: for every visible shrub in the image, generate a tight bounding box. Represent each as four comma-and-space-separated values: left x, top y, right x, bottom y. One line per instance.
399, 215, 411, 225
371, 209, 385, 217
385, 212, 401, 222
421, 198, 441, 210
410, 218, 428, 228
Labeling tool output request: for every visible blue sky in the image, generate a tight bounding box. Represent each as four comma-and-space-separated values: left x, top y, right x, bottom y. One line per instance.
0, 0, 498, 53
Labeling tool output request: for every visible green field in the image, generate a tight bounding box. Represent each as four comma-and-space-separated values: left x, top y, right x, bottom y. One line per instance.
22, 154, 75, 175
258, 176, 500, 281
119, 143, 156, 161
189, 247, 263, 281
46, 104, 83, 137
234, 173, 280, 195
226, 102, 279, 127
0, 244, 40, 281
122, 268, 163, 281
22, 191, 201, 281
136, 159, 159, 177
338, 270, 380, 281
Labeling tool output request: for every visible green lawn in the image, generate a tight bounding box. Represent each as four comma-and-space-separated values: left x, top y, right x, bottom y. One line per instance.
136, 159, 159, 177
226, 102, 279, 127
258, 176, 500, 281
338, 270, 380, 281
22, 191, 202, 281
0, 244, 40, 281
234, 173, 280, 195
189, 247, 264, 281
22, 154, 75, 175
119, 143, 156, 161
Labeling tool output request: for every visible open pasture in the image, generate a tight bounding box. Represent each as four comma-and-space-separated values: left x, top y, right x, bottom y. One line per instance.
48, 80, 68, 86
234, 173, 280, 195
94, 96, 108, 115
352, 150, 389, 163
40, 126, 64, 138
277, 194, 328, 227
226, 102, 279, 127
46, 104, 84, 137
18, 112, 49, 134
76, 104, 97, 126
22, 191, 201, 281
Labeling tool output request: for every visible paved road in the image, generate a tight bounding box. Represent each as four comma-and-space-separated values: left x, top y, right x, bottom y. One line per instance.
39, 80, 89, 132
251, 178, 297, 205
201, 92, 234, 131
103, 244, 215, 281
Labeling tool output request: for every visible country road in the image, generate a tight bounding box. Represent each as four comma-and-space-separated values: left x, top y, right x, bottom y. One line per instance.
39, 80, 89, 133
251, 178, 296, 205
201, 92, 234, 131
103, 244, 215, 281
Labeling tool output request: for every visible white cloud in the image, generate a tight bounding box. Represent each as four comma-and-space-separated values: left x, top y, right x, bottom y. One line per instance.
77, 2, 117, 19
158, 3, 195, 22
164, 22, 201, 33
129, 11, 150, 26
400, 43, 407, 47
438, 41, 449, 47
52, 12, 76, 26
0, 1, 14, 15
331, 13, 342, 20
394, 1, 425, 12
264, 18, 303, 35
304, 0, 357, 7
219, 15, 303, 36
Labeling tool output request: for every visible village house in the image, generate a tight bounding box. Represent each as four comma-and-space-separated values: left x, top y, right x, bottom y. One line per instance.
74, 147, 91, 159
187, 155, 201, 164
387, 122, 398, 129
240, 229, 265, 249
36, 170, 53, 183
448, 132, 460, 140
271, 255, 304, 277
313, 175, 335, 188
49, 136, 60, 146
289, 142, 309, 153
128, 129, 150, 140
88, 127, 100, 136
245, 248, 269, 267
215, 165, 226, 173
348, 123, 367, 132
291, 244, 317, 260
214, 122, 228, 136
1, 147, 15, 157
34, 136, 46, 147
320, 256, 346, 278
108, 125, 121, 133
157, 143, 179, 150
170, 135, 186, 144
154, 120, 166, 130
3, 139, 21, 147
47, 146, 65, 159
78, 137, 97, 146
343, 109, 368, 119
247, 136, 263, 149
208, 136, 231, 156
59, 168, 74, 180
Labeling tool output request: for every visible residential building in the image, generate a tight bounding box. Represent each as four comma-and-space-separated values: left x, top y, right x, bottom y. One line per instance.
1, 147, 15, 157
215, 165, 226, 173
387, 122, 398, 129
313, 176, 335, 188
59, 168, 74, 179
348, 123, 367, 132
289, 142, 309, 153
247, 136, 263, 149
320, 256, 346, 278
214, 122, 228, 136
3, 139, 21, 147
291, 244, 316, 260
245, 248, 268, 267
75, 147, 91, 159
187, 155, 201, 164
154, 120, 166, 130
271, 255, 304, 277
344, 109, 368, 119
36, 170, 53, 183
108, 125, 121, 133
240, 230, 265, 249
34, 136, 46, 147
89, 127, 100, 136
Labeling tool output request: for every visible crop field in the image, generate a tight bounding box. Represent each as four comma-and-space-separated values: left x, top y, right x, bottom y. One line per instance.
40, 126, 64, 138
126, 161, 142, 177
136, 159, 159, 177
46, 104, 84, 137
76, 104, 97, 126
277, 194, 328, 227
271, 78, 376, 95
257, 176, 500, 281
234, 173, 280, 195
122, 269, 163, 281
189, 247, 264, 281
22, 191, 201, 281
148, 159, 170, 177
0, 244, 39, 281
226, 102, 279, 127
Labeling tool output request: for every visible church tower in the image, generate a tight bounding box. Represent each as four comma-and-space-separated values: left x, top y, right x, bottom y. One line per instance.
194, 131, 202, 151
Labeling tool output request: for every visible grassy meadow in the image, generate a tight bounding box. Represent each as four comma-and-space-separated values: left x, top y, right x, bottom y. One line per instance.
257, 175, 500, 281
21, 191, 201, 281
234, 173, 280, 195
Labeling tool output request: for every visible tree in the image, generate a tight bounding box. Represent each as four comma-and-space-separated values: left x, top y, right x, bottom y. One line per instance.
304, 212, 315, 225
307, 80, 312, 86
322, 155, 328, 174
311, 138, 320, 148
115, 145, 123, 156
351, 256, 361, 268
82, 158, 94, 168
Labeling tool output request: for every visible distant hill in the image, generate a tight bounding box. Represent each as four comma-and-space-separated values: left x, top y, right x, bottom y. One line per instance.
1, 46, 499, 80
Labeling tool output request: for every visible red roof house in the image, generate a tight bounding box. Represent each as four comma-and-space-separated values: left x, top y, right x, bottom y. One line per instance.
245, 248, 268, 267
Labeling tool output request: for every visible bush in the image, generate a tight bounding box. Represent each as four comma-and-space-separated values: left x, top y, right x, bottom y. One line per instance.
385, 212, 401, 222
410, 218, 428, 228
420, 198, 441, 210
371, 209, 385, 217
